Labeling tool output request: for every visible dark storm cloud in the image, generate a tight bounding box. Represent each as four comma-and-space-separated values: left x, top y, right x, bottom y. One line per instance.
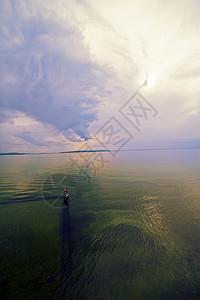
0, 0, 109, 142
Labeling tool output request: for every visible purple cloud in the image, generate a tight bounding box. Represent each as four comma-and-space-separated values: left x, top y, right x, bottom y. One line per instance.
0, 0, 109, 143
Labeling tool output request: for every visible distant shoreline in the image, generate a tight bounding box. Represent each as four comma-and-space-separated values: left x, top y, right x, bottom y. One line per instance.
0, 147, 200, 156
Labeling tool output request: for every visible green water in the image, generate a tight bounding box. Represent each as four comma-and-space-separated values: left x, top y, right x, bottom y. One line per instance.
0, 150, 200, 299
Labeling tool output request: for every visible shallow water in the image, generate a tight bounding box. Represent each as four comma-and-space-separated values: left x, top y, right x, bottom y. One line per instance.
0, 149, 200, 299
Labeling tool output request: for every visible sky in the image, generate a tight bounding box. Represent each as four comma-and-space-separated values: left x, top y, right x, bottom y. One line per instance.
0, 0, 200, 153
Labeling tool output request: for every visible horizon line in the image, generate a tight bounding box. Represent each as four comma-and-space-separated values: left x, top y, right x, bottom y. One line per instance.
0, 146, 200, 156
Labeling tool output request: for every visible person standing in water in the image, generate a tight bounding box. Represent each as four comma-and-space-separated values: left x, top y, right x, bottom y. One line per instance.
64, 187, 69, 205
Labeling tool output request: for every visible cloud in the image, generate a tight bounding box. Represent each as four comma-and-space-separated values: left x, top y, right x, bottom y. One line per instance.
1, 0, 200, 152
63, 128, 89, 143
14, 131, 44, 147
0, 111, 70, 152
0, 0, 110, 144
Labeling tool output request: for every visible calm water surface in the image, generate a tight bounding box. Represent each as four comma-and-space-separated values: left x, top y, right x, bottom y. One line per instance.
0, 149, 200, 299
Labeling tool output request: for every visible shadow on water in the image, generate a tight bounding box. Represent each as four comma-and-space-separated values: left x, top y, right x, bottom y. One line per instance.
59, 195, 100, 299
60, 201, 73, 298
0, 198, 43, 205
